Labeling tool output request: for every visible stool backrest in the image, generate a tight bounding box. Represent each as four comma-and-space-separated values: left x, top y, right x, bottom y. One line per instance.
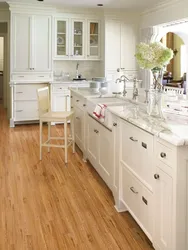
37, 86, 50, 116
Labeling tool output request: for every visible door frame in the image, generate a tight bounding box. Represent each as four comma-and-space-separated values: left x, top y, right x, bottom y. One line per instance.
0, 33, 7, 108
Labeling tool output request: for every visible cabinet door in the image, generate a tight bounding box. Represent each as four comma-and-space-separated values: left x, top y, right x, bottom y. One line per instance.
12, 14, 32, 72
121, 23, 137, 70
87, 115, 99, 169
33, 15, 52, 71
87, 20, 100, 60
71, 19, 85, 59
52, 94, 70, 112
98, 124, 113, 189
55, 18, 69, 59
105, 20, 121, 70
154, 167, 173, 250
74, 107, 84, 151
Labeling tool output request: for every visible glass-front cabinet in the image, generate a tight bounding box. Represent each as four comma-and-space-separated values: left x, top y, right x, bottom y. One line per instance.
87, 20, 100, 60
54, 17, 101, 60
55, 19, 69, 58
71, 19, 85, 59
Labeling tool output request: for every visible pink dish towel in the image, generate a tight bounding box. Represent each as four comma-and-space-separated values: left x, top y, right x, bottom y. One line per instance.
93, 104, 107, 122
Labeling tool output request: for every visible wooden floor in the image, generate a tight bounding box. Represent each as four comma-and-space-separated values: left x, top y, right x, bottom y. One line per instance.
0, 104, 154, 250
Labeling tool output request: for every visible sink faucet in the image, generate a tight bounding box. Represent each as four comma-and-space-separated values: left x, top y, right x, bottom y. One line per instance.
115, 75, 130, 96
76, 62, 79, 78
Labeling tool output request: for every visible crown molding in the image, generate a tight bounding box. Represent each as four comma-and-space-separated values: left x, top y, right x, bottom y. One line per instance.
7, 1, 56, 13
141, 0, 181, 16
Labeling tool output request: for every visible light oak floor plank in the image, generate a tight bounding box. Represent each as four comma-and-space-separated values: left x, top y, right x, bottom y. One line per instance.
0, 105, 154, 250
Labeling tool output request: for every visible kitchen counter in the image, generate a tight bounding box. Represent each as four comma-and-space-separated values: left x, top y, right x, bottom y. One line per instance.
70, 87, 188, 146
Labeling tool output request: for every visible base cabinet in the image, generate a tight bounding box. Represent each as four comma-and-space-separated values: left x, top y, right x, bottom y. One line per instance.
153, 167, 173, 250
87, 115, 113, 189
74, 106, 84, 151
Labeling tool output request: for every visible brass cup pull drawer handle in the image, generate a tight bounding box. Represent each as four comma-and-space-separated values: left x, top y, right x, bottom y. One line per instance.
154, 174, 160, 179
160, 152, 166, 158
18, 76, 24, 78
76, 117, 80, 120
130, 187, 138, 194
16, 110, 23, 112
16, 92, 23, 94
130, 137, 138, 142
76, 100, 79, 102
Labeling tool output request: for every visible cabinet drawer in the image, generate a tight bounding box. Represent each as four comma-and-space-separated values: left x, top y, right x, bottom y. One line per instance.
156, 141, 175, 168
52, 85, 70, 95
11, 73, 52, 81
14, 84, 48, 101
14, 101, 39, 121
121, 120, 154, 191
74, 96, 86, 110
121, 165, 153, 239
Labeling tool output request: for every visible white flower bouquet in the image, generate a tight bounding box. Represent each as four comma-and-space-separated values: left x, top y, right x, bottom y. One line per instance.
135, 42, 173, 70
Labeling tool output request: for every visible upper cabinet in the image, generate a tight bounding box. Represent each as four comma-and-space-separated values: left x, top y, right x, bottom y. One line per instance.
87, 20, 100, 60
54, 17, 101, 60
104, 19, 138, 72
11, 13, 52, 73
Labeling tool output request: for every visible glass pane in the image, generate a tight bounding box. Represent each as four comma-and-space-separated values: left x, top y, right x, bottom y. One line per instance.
90, 47, 98, 56
90, 22, 98, 35
89, 23, 99, 57
74, 22, 83, 56
57, 21, 66, 56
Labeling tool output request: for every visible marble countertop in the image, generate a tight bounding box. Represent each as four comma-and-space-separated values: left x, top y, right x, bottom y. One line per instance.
70, 87, 188, 146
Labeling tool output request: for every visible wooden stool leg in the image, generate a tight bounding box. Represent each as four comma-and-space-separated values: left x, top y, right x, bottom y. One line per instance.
71, 116, 75, 153
48, 122, 51, 153
40, 120, 43, 160
64, 119, 68, 164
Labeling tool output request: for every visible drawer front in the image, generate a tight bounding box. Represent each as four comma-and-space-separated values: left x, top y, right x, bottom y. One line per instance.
121, 165, 153, 239
156, 141, 175, 168
121, 120, 154, 191
11, 73, 52, 81
14, 84, 48, 101
14, 101, 39, 121
52, 85, 70, 95
73, 95, 86, 110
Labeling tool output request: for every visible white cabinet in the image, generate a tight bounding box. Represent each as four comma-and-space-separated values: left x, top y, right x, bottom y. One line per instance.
87, 115, 99, 168
54, 17, 101, 60
104, 19, 138, 79
74, 106, 84, 151
87, 114, 113, 189
51, 85, 71, 112
87, 20, 101, 60
12, 14, 31, 72
11, 83, 48, 126
153, 166, 173, 250
11, 13, 52, 72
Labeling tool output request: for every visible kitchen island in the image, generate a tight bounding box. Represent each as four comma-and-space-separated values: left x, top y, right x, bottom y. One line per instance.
70, 87, 188, 250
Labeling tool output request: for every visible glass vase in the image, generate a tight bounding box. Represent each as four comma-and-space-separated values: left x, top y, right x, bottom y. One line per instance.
147, 89, 164, 118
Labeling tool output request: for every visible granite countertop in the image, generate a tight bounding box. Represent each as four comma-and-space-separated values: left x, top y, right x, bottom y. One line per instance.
108, 104, 188, 146
70, 87, 188, 146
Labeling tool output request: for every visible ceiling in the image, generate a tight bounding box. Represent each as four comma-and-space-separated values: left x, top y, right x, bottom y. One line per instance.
0, 0, 168, 11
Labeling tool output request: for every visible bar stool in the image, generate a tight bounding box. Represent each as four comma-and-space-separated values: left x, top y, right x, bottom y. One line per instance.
37, 86, 75, 164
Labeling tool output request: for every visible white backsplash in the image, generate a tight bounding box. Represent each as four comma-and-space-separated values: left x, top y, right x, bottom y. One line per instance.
53, 61, 104, 80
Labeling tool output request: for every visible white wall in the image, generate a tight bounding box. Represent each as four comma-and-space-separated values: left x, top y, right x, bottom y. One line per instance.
0, 37, 3, 71
141, 0, 188, 28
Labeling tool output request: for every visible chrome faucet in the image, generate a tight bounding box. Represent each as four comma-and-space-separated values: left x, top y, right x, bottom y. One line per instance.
115, 75, 130, 96
76, 62, 79, 78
